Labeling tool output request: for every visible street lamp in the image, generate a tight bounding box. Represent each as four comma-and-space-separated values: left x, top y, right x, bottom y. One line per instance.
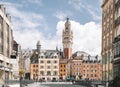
35, 69, 38, 82
0, 65, 6, 86
19, 68, 25, 87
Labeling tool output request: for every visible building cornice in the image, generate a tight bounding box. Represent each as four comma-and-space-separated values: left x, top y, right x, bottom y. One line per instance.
101, 0, 108, 8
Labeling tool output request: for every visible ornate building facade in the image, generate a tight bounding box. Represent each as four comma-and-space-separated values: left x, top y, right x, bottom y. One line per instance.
30, 18, 102, 81
30, 41, 61, 81
10, 40, 21, 80
61, 18, 73, 78
0, 4, 13, 84
101, 0, 115, 81
71, 51, 101, 80
113, 0, 120, 85
21, 48, 33, 79
62, 18, 73, 59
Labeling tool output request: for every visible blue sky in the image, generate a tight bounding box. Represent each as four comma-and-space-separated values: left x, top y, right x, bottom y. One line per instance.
0, 0, 102, 55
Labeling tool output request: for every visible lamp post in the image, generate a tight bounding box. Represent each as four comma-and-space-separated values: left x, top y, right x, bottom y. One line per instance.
0, 65, 6, 86
35, 69, 38, 82
19, 69, 25, 87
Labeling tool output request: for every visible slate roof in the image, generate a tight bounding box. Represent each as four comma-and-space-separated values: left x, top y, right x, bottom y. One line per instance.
30, 49, 63, 63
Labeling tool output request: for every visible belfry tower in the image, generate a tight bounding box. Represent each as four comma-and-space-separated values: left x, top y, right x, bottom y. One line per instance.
62, 18, 73, 59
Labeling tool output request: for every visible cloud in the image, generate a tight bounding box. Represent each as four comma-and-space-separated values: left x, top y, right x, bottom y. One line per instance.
22, 0, 42, 5
14, 19, 101, 55
56, 20, 101, 55
0, 2, 48, 48
7, 5, 44, 29
0, 1, 44, 30
87, 5, 101, 21
1, 2, 101, 56
54, 11, 67, 20
68, 0, 84, 11
99, 0, 102, 5
68, 0, 101, 21
54, 11, 72, 20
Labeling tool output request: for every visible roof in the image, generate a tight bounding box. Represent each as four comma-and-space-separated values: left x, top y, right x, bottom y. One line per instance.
30, 49, 63, 63
72, 51, 89, 58
40, 50, 63, 58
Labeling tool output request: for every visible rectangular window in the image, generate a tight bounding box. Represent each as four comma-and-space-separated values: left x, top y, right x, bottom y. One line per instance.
102, 54, 107, 64
47, 60, 51, 63
54, 60, 57, 63
47, 66, 50, 69
33, 65, 35, 67
54, 66, 57, 69
40, 66, 43, 68
91, 74, 93, 77
40, 60, 44, 63
47, 71, 51, 75
40, 71, 44, 75
53, 71, 57, 75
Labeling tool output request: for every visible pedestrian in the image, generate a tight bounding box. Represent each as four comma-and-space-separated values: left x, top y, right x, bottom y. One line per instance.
106, 81, 109, 87
2, 84, 4, 87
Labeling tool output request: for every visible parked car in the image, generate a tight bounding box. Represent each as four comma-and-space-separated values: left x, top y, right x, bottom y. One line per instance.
66, 78, 75, 81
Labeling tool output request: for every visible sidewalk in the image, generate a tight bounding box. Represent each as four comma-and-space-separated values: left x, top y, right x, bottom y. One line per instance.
9, 84, 20, 87
8, 83, 40, 87
26, 83, 40, 87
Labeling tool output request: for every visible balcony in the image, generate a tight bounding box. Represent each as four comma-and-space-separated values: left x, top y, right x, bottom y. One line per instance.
113, 35, 120, 59
115, 0, 120, 9
113, 35, 120, 43
115, 16, 120, 27
114, 54, 120, 59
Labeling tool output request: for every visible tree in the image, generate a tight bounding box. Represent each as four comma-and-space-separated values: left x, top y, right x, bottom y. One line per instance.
19, 69, 25, 78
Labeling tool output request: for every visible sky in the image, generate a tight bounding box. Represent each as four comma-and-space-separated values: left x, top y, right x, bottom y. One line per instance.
0, 0, 102, 55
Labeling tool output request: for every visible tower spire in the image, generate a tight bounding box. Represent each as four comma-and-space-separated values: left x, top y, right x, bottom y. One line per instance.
36, 40, 41, 53
67, 17, 69, 21
56, 46, 58, 51
65, 17, 71, 30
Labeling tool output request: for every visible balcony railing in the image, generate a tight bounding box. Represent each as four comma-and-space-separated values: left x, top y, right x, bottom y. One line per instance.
114, 54, 120, 59
115, 0, 120, 9
115, 16, 120, 27
113, 35, 120, 43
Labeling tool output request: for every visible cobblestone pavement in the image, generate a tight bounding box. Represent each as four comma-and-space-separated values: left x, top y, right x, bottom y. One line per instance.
41, 84, 85, 87
26, 83, 85, 87
9, 83, 104, 87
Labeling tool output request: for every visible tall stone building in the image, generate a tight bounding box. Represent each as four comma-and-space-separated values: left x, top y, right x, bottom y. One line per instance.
71, 51, 101, 80
10, 40, 21, 80
60, 18, 73, 78
59, 58, 68, 80
0, 4, 13, 84
62, 18, 73, 59
101, 0, 115, 81
113, 0, 120, 84
21, 49, 33, 79
30, 41, 61, 81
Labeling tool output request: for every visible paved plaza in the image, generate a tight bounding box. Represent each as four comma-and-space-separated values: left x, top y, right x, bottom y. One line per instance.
8, 82, 105, 87
9, 82, 85, 87
41, 84, 85, 87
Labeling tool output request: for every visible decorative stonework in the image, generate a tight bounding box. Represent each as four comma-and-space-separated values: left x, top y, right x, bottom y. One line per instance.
62, 18, 73, 59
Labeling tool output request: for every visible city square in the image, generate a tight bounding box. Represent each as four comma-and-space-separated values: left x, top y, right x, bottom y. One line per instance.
0, 0, 120, 87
